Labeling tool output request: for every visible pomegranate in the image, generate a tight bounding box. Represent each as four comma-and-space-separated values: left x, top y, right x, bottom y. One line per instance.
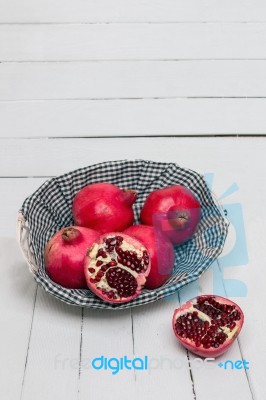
72, 182, 136, 234
172, 295, 244, 357
124, 225, 175, 289
44, 226, 100, 289
140, 185, 201, 245
84, 233, 151, 303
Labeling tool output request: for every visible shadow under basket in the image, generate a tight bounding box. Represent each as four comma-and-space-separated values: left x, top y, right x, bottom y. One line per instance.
17, 159, 229, 309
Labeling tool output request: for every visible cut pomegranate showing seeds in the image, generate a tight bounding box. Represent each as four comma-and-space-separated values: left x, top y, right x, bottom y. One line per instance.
172, 295, 244, 357
84, 233, 151, 304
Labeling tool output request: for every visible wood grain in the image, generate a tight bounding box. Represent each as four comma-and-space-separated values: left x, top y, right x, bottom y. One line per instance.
0, 137, 264, 177
1, 23, 266, 61
1, 98, 266, 138
1, 61, 266, 100
0, 239, 37, 400
1, 0, 266, 23
21, 289, 82, 400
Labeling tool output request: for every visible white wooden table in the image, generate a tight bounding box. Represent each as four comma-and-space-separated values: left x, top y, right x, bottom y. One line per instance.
0, 1, 265, 399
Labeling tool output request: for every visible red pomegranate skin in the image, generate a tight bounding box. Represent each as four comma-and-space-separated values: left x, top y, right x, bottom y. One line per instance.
172, 295, 244, 358
72, 182, 136, 234
124, 225, 175, 289
44, 226, 100, 289
140, 185, 201, 245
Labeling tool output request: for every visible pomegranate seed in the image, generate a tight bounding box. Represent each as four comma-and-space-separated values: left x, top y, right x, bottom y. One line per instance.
88, 267, 95, 273
229, 322, 236, 330
96, 261, 103, 267
109, 261, 117, 266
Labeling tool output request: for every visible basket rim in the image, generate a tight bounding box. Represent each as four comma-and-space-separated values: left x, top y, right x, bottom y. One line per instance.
17, 160, 229, 309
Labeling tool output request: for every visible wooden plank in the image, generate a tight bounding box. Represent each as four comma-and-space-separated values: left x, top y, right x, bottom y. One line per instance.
1, 61, 266, 100
1, 98, 266, 138
215, 168, 266, 400
0, 238, 37, 400
21, 289, 82, 400
79, 309, 136, 399
132, 295, 195, 400
1, 0, 266, 23
1, 23, 266, 61
0, 178, 48, 237
0, 137, 264, 177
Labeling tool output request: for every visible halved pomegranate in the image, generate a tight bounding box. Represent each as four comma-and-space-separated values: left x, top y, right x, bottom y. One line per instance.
172, 295, 244, 357
84, 233, 151, 304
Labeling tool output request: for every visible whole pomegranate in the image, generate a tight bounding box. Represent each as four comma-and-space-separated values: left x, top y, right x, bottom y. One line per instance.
44, 226, 100, 289
84, 233, 150, 303
124, 225, 175, 289
140, 185, 201, 245
72, 182, 137, 234
172, 295, 244, 357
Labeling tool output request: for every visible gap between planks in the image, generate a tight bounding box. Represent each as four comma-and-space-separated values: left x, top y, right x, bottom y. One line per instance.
0, 135, 266, 140
19, 285, 38, 400
2, 21, 266, 25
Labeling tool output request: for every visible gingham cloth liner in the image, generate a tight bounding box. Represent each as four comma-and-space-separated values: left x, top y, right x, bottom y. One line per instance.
18, 159, 228, 309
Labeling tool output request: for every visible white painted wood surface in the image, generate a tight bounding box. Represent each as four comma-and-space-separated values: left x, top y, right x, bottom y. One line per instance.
1, 98, 266, 138
1, 0, 266, 23
0, 0, 265, 399
2, 61, 266, 101
1, 23, 266, 61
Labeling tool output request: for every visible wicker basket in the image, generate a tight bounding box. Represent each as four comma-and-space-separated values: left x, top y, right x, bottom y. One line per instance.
17, 159, 228, 309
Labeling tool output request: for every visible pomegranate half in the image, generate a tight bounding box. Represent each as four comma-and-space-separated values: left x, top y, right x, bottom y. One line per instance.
124, 225, 175, 289
44, 226, 100, 289
72, 182, 137, 234
140, 185, 201, 245
172, 295, 244, 357
84, 233, 151, 303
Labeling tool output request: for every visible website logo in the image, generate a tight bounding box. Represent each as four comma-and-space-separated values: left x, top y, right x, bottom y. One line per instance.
218, 359, 250, 370
91, 355, 148, 375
